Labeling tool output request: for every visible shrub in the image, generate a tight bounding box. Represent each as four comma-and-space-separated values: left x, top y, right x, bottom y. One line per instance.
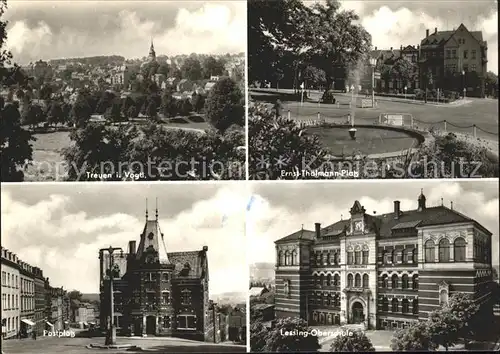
330, 329, 375, 352
321, 90, 336, 104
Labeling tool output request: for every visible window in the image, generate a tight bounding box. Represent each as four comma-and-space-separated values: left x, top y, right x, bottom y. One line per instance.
425, 240, 435, 262
334, 253, 339, 265
181, 289, 192, 305
333, 274, 340, 287
326, 274, 332, 286
439, 239, 450, 262
413, 299, 418, 314
391, 298, 399, 312
320, 253, 325, 266
284, 280, 290, 296
328, 253, 333, 265
471, 50, 476, 59
163, 316, 171, 328
163, 273, 169, 281
320, 274, 325, 286
355, 251, 361, 265
347, 252, 353, 265
279, 251, 284, 265
1, 271, 4, 286
362, 251, 369, 264
463, 50, 468, 59
381, 274, 388, 288
7, 294, 10, 309
446, 50, 451, 59
162, 291, 170, 304
463, 64, 469, 72
391, 275, 398, 289
412, 249, 417, 263
362, 274, 369, 288
292, 250, 298, 265
347, 274, 353, 287
402, 299, 409, 313
452, 49, 457, 58
382, 298, 389, 311
471, 64, 477, 72
285, 251, 291, 265
412, 275, 418, 290
177, 315, 196, 330
439, 289, 449, 306
355, 274, 361, 287
402, 274, 409, 289
454, 238, 466, 261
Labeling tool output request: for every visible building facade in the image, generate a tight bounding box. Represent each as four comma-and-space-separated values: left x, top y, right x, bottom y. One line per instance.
1, 248, 21, 339
274, 191, 496, 330
19, 260, 35, 337
420, 24, 488, 97
33, 267, 47, 336
48, 286, 65, 331
99, 206, 218, 342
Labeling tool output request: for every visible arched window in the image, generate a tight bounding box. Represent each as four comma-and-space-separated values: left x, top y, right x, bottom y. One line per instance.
355, 274, 361, 287
454, 238, 466, 262
362, 274, 369, 288
279, 251, 284, 265
334, 274, 340, 287
412, 249, 417, 263
319, 274, 325, 286
362, 250, 369, 264
402, 274, 409, 289
328, 253, 334, 265
402, 299, 409, 313
326, 274, 332, 286
347, 251, 353, 265
412, 275, 418, 289
390, 250, 395, 263
292, 250, 298, 265
403, 249, 412, 263
320, 253, 325, 265
425, 240, 435, 262
391, 298, 399, 312
391, 274, 398, 289
334, 253, 339, 265
381, 274, 388, 288
355, 250, 361, 264
347, 274, 354, 287
382, 297, 389, 311
439, 239, 450, 262
412, 299, 418, 314
285, 251, 290, 265
284, 280, 290, 296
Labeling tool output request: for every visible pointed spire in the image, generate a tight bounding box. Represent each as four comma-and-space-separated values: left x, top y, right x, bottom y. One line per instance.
155, 197, 158, 221
450, 201, 453, 210
146, 198, 149, 220
441, 198, 444, 206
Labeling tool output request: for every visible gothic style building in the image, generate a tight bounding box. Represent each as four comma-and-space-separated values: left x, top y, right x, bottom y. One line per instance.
274, 191, 495, 330
99, 206, 216, 341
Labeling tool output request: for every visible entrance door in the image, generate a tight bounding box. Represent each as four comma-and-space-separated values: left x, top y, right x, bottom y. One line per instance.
146, 316, 156, 335
352, 302, 364, 324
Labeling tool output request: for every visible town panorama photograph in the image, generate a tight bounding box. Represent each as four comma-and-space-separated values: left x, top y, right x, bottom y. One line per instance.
248, 0, 499, 179
1, 182, 248, 353
248, 180, 500, 352
0, 0, 246, 182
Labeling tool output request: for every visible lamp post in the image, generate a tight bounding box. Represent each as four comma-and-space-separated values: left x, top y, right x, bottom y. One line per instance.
462, 70, 467, 99
100, 246, 123, 346
369, 57, 377, 108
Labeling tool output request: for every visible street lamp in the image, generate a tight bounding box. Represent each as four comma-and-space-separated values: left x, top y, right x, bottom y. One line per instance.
100, 246, 123, 346
462, 70, 467, 99
369, 57, 377, 108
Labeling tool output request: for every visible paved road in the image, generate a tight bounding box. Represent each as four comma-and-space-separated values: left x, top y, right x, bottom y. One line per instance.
250, 89, 498, 142
1, 336, 245, 354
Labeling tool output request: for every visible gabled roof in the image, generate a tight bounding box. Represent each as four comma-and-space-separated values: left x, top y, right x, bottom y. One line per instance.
421, 24, 486, 48
136, 219, 170, 264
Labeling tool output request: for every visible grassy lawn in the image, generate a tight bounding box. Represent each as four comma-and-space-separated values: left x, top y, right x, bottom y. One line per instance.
306, 126, 419, 156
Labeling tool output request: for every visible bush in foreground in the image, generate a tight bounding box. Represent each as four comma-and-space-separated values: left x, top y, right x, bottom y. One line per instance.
330, 329, 375, 352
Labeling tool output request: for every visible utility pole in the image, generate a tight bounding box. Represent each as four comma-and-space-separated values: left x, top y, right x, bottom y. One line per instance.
100, 246, 123, 346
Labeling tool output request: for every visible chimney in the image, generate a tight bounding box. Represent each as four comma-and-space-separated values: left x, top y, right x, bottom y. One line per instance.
394, 201, 401, 219
390, 47, 393, 51
426, 29, 429, 37
203, 245, 208, 252
400, 45, 403, 51
418, 189, 426, 211
450, 201, 453, 210
315, 223, 321, 238
435, 27, 438, 34
374, 46, 377, 51
128, 241, 136, 255
373, 211, 377, 215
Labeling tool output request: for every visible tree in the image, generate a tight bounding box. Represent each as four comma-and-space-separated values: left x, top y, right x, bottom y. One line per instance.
47, 101, 64, 126
71, 95, 92, 128
191, 93, 205, 113
427, 306, 461, 351
302, 65, 326, 89
484, 71, 498, 97
248, 103, 326, 179
204, 77, 244, 132
202, 56, 225, 78
96, 91, 115, 114
391, 321, 438, 351
330, 329, 375, 352
146, 100, 158, 120
127, 105, 137, 119
105, 100, 123, 122
391, 58, 416, 89
180, 57, 203, 81
179, 98, 193, 116
262, 317, 321, 352
157, 62, 170, 77
250, 320, 269, 352
22, 103, 45, 129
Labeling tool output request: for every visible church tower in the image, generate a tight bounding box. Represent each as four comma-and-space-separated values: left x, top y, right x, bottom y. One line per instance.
148, 39, 157, 63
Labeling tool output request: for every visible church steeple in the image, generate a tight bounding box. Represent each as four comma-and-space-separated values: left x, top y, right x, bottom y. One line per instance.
148, 38, 156, 62
136, 199, 170, 264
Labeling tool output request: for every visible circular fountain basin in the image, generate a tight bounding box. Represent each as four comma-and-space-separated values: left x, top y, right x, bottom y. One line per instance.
306, 125, 422, 157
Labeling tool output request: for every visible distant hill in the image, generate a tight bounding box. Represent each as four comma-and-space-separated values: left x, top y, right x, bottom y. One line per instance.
211, 292, 246, 306
250, 262, 275, 282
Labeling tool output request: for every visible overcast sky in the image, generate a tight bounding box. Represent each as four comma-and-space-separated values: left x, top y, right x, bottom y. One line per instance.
4, 0, 246, 63
1, 183, 247, 296
248, 180, 499, 268
335, 1, 498, 74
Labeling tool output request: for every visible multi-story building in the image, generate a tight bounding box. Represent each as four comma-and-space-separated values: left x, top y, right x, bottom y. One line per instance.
33, 267, 47, 336
274, 191, 496, 330
1, 248, 21, 339
19, 260, 35, 337
99, 206, 220, 341
419, 24, 488, 97
73, 301, 96, 324
48, 286, 65, 331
